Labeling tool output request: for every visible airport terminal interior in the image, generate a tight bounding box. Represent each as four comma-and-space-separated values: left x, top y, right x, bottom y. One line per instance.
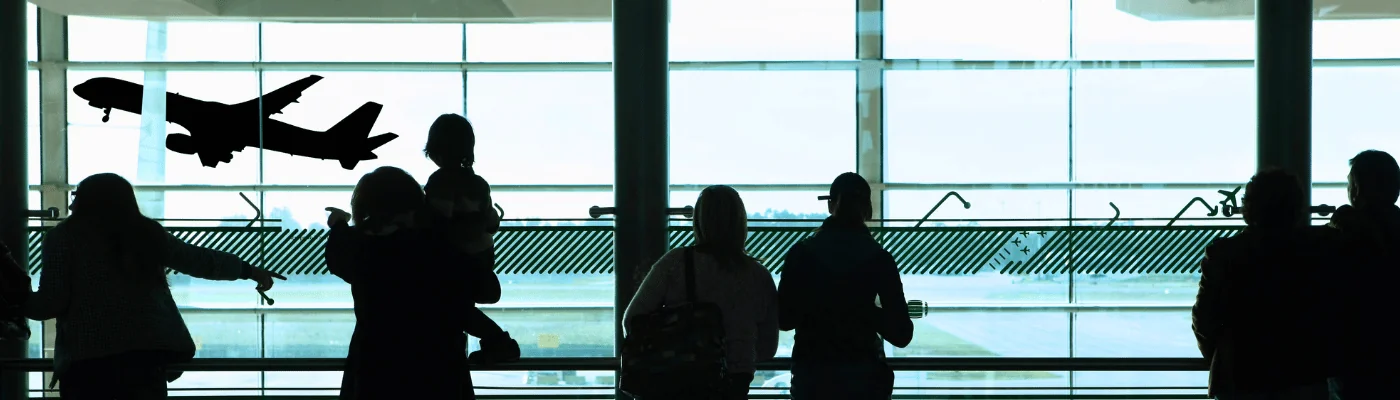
0, 0, 1394, 398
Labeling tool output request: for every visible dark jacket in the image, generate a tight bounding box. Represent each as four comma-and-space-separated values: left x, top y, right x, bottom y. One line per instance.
1325, 204, 1400, 379
777, 217, 913, 363
325, 224, 478, 399
1191, 228, 1332, 397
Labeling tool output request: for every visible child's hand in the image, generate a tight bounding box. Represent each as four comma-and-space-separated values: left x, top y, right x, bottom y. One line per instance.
325, 207, 350, 227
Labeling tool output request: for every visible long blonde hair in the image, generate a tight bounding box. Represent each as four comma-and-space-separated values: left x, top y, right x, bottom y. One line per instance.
693, 185, 758, 270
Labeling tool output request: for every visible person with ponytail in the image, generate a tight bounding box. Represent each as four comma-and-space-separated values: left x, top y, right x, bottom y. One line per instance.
777, 172, 913, 400
22, 173, 284, 399
623, 185, 779, 399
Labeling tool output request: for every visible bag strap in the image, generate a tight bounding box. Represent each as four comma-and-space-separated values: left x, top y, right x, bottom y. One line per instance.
684, 246, 697, 303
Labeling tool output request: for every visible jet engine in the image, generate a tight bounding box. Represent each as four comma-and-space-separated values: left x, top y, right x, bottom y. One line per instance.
166, 133, 199, 155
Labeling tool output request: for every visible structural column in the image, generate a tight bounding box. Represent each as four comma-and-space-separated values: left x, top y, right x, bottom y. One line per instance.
855, 0, 884, 224
0, 1, 29, 399
611, 0, 668, 394
1256, 0, 1313, 209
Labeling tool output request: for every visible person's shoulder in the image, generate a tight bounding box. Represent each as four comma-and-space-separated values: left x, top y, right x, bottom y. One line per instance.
1202, 234, 1242, 261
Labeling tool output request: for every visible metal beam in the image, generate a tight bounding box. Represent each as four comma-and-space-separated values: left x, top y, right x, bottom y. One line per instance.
1256, 0, 1313, 212
856, 0, 883, 223
29, 181, 1349, 193
0, 0, 28, 398
611, 1, 667, 399
31, 57, 1400, 73
37, 10, 67, 221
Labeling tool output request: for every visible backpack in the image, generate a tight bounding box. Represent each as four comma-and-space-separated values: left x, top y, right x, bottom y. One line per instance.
619, 247, 728, 399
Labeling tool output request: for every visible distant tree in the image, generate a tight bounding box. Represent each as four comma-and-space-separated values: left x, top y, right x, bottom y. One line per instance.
747, 208, 826, 227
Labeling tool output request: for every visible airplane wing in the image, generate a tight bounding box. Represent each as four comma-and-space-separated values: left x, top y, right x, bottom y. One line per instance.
234, 75, 324, 118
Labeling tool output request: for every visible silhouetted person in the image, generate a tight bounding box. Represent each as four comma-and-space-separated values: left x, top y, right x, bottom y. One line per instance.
0, 240, 30, 341
1191, 169, 1330, 400
23, 173, 284, 399
421, 167, 520, 366
1324, 150, 1400, 399
324, 167, 508, 400
424, 113, 500, 232
624, 185, 780, 399
778, 172, 913, 400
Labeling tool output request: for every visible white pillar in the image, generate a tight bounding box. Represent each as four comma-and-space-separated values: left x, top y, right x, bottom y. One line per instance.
136, 21, 167, 218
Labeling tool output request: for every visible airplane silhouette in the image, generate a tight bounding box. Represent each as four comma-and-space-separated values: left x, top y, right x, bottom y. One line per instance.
73, 75, 399, 170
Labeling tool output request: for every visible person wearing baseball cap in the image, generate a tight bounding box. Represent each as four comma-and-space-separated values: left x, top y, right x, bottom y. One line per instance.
778, 172, 913, 400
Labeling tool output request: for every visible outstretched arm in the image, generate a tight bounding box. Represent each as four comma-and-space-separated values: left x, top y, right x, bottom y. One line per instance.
164, 232, 247, 281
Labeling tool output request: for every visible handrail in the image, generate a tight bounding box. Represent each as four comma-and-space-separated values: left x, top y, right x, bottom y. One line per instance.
0, 357, 1208, 372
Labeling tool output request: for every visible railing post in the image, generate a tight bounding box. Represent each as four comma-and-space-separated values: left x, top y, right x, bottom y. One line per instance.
0, 0, 29, 399
612, 0, 669, 398
1256, 0, 1313, 216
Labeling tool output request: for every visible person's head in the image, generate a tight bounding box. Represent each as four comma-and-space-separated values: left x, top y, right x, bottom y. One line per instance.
64, 173, 169, 288
820, 172, 873, 223
1348, 150, 1400, 208
1242, 168, 1305, 230
693, 185, 754, 268
70, 173, 143, 220
424, 114, 476, 170
424, 166, 491, 220
350, 167, 425, 233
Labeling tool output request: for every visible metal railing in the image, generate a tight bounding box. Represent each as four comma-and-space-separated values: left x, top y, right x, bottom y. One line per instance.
0, 357, 1211, 399
0, 356, 1209, 373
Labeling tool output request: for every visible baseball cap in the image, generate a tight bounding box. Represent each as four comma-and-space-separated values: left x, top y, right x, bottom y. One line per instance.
818, 172, 871, 201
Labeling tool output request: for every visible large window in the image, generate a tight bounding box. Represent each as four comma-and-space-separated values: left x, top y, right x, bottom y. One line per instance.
1312, 15, 1400, 199
670, 71, 855, 185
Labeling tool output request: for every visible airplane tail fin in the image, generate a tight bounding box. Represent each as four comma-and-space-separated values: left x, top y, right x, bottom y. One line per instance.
327, 102, 383, 141
365, 133, 397, 152
330, 102, 393, 170
340, 133, 398, 170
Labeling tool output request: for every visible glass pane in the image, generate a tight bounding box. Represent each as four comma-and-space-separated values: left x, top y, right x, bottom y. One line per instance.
66, 71, 264, 186
466, 23, 612, 62
493, 191, 614, 224
1070, 189, 1244, 226
885, 189, 1070, 226
1072, 69, 1255, 183
1071, 371, 1207, 396
26, 3, 35, 62
67, 18, 260, 62
261, 23, 464, 62
478, 293, 615, 357
903, 309, 1070, 358
1314, 187, 1349, 213
1313, 67, 1400, 187
1072, 0, 1254, 60
467, 72, 614, 185
28, 69, 38, 186
671, 190, 830, 227
262, 191, 348, 231
884, 0, 1069, 60
261, 71, 463, 184
1316, 18, 1400, 59
1073, 312, 1198, 357
669, 0, 855, 61
671, 71, 855, 185
885, 70, 1069, 184
162, 191, 265, 227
